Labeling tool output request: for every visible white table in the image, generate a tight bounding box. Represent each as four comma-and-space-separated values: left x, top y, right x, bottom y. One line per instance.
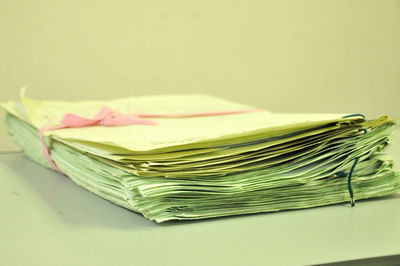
1, 130, 400, 266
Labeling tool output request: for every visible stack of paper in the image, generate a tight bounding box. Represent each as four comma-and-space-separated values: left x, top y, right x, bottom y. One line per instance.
2, 94, 399, 222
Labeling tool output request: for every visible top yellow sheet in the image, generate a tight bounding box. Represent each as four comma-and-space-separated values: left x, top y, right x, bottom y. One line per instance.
1, 92, 364, 153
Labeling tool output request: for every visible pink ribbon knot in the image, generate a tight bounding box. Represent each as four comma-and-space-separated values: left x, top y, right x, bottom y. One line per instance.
61, 107, 158, 127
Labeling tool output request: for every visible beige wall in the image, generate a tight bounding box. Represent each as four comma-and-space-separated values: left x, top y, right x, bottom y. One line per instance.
1, 0, 399, 152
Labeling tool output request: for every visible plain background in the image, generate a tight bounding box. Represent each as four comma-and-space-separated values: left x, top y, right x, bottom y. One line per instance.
1, 0, 399, 152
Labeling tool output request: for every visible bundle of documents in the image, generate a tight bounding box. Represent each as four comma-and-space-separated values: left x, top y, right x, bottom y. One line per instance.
2, 93, 400, 222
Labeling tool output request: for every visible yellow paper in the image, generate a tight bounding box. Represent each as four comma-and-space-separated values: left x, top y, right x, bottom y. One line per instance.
2, 92, 365, 154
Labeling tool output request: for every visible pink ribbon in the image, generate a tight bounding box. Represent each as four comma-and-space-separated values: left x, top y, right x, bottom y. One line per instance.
39, 107, 264, 174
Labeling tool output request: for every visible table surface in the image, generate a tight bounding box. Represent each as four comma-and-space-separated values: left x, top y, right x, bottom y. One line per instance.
1, 129, 400, 266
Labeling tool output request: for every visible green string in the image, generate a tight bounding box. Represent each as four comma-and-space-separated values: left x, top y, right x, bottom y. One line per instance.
359, 128, 367, 134
347, 157, 360, 207
346, 127, 367, 207
342, 113, 366, 119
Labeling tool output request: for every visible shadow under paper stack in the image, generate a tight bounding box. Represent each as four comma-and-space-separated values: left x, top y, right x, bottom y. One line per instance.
2, 94, 400, 222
